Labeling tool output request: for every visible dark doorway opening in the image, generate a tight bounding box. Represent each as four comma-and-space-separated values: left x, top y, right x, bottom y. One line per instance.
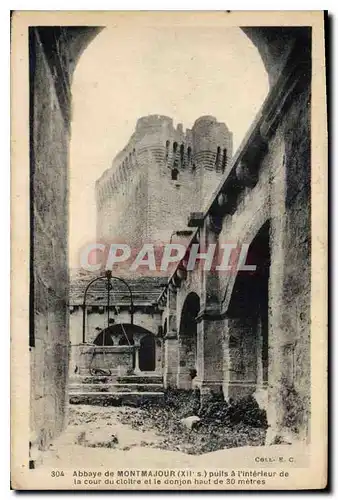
227, 221, 270, 396
178, 292, 200, 388
139, 334, 156, 372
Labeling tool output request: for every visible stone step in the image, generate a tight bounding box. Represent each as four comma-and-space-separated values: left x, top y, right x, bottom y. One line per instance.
69, 383, 164, 393
69, 374, 163, 385
69, 391, 164, 406
117, 375, 163, 385
69, 376, 117, 385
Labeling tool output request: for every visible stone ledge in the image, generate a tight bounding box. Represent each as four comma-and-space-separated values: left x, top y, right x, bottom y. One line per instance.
69, 392, 164, 406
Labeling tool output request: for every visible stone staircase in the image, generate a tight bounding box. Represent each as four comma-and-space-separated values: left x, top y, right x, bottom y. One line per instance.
69, 374, 164, 406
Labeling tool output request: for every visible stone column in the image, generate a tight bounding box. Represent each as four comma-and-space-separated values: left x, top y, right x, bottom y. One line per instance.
177, 333, 197, 390
155, 339, 163, 375
195, 315, 225, 400
256, 314, 264, 387
252, 313, 269, 411
164, 333, 179, 388
224, 317, 258, 401
194, 220, 225, 400
77, 344, 94, 375
163, 288, 179, 389
134, 344, 140, 373
267, 210, 296, 444
266, 137, 310, 444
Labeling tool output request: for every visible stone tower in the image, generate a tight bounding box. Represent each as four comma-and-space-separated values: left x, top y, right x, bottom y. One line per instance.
96, 114, 233, 247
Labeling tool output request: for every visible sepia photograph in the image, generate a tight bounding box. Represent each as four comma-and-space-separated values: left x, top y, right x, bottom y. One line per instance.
10, 11, 327, 490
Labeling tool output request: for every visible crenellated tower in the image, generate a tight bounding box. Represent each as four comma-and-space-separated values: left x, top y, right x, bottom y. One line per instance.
96, 114, 233, 247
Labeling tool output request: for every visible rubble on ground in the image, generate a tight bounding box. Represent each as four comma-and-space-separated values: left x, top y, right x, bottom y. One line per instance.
180, 416, 201, 430
76, 429, 118, 448
69, 391, 267, 455
115, 390, 267, 454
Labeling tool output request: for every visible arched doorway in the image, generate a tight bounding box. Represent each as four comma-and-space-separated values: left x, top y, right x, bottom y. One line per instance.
139, 334, 156, 372
177, 292, 200, 389
226, 221, 270, 401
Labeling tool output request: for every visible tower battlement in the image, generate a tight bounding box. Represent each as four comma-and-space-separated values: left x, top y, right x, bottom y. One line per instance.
96, 115, 233, 245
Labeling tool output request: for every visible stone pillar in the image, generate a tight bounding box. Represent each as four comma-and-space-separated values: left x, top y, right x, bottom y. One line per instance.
177, 334, 197, 390
195, 315, 225, 400
190, 221, 225, 402
223, 317, 258, 401
164, 333, 179, 388
134, 345, 140, 373
77, 344, 94, 375
155, 339, 163, 375
266, 139, 310, 444
256, 315, 264, 387
194, 220, 225, 400
163, 288, 179, 389
267, 210, 295, 443
253, 313, 269, 411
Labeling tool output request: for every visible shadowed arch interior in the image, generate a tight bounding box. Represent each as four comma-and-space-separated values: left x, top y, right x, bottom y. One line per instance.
226, 221, 270, 398
93, 323, 149, 346
178, 292, 200, 388
139, 334, 156, 372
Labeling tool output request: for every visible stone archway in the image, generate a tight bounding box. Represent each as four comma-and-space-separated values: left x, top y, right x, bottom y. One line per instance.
225, 221, 270, 402
139, 334, 156, 372
177, 292, 200, 389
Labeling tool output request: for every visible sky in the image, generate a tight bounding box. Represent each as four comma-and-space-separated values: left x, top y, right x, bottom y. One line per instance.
69, 25, 269, 268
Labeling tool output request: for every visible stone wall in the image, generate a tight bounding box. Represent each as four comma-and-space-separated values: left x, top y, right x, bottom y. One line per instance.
29, 26, 100, 458
74, 345, 134, 376
30, 28, 70, 452
71, 340, 163, 377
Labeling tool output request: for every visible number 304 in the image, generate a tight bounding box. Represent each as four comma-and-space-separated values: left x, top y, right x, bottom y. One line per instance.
51, 471, 65, 477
